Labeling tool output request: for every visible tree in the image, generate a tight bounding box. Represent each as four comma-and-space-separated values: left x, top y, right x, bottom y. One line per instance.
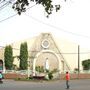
4, 45, 13, 70
82, 59, 90, 70
19, 42, 28, 70
12, 0, 66, 17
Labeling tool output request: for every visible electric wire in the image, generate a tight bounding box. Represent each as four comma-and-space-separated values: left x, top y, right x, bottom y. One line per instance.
25, 13, 90, 39
0, 4, 37, 23
0, 1, 90, 39
0, 13, 17, 23
0, 0, 90, 51
0, 0, 5, 5
0, 0, 15, 11
0, 45, 90, 54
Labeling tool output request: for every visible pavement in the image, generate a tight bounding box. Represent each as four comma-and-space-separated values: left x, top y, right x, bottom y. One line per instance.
0, 79, 90, 90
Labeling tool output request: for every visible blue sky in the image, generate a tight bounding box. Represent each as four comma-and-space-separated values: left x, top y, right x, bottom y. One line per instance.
0, 0, 90, 48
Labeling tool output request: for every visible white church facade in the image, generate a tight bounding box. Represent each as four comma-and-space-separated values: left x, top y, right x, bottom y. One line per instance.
0, 33, 89, 75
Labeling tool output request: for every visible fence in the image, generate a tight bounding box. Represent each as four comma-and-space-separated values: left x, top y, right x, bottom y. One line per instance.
2, 70, 90, 79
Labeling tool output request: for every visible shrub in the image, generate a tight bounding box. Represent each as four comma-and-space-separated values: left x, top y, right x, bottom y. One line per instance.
48, 72, 53, 80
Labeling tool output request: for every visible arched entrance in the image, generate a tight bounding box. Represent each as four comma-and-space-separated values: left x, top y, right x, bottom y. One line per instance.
0, 59, 3, 71
33, 50, 61, 76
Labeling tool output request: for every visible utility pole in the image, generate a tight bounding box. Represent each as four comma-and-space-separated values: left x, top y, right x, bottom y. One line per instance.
78, 45, 80, 78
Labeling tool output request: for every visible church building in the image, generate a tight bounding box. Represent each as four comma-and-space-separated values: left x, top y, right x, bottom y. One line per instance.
0, 33, 89, 76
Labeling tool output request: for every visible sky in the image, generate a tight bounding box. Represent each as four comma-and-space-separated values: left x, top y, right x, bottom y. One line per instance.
0, 0, 90, 49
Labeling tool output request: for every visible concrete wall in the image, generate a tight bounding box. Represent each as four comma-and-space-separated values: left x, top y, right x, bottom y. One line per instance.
4, 73, 90, 79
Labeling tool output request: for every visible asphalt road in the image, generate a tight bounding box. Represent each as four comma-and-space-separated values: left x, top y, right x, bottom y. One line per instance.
0, 79, 90, 90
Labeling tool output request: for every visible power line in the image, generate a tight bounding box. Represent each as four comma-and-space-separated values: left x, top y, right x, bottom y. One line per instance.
0, 45, 90, 54
0, 0, 15, 11
0, 3, 11, 11
0, 1, 90, 39
0, 0, 5, 5
26, 3, 37, 10
0, 0, 16, 23
0, 4, 36, 23
0, 13, 17, 23
24, 14, 90, 39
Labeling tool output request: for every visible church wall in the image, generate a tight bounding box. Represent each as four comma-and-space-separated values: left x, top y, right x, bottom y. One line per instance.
0, 48, 4, 60
0, 33, 90, 73
55, 37, 90, 72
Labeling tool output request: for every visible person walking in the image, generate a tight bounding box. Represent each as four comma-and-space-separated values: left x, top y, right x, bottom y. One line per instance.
65, 71, 70, 89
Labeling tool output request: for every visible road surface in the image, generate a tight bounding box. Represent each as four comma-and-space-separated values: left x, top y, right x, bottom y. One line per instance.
0, 79, 90, 90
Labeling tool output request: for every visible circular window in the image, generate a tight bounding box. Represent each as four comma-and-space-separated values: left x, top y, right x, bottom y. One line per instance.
42, 39, 50, 49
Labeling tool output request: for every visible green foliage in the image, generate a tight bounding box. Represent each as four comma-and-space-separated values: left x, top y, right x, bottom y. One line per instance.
82, 59, 90, 70
45, 69, 58, 80
4, 45, 13, 70
35, 66, 44, 72
19, 42, 28, 70
48, 72, 53, 80
12, 0, 65, 17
